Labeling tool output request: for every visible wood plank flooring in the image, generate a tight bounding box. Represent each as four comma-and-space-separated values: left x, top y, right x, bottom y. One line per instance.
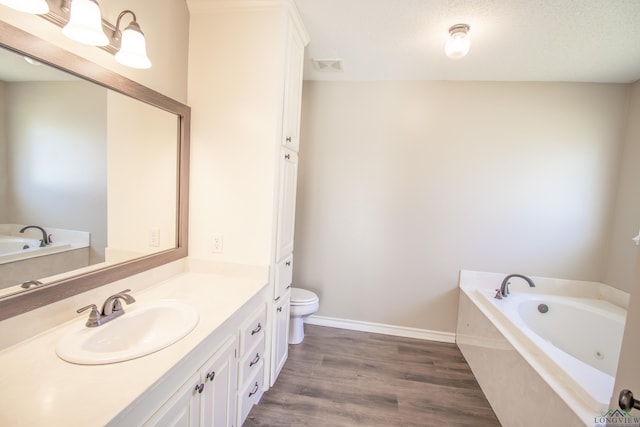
244, 325, 500, 427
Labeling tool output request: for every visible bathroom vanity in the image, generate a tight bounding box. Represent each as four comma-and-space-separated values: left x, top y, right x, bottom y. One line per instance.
0, 270, 268, 426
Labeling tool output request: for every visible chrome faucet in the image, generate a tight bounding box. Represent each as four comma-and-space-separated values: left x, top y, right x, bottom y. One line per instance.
77, 289, 136, 327
19, 225, 51, 247
494, 274, 535, 299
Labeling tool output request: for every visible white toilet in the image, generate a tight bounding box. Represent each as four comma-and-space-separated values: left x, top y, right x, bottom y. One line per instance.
288, 288, 319, 344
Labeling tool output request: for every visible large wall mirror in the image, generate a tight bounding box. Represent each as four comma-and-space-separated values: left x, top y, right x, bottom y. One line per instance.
0, 21, 190, 321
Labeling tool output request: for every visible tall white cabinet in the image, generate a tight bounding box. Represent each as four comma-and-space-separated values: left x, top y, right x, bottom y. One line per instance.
187, 0, 309, 404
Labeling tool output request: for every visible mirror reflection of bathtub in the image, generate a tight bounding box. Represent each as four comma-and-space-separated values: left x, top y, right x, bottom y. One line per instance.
0, 224, 90, 291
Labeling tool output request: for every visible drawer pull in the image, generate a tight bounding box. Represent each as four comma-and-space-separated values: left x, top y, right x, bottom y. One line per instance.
195, 383, 205, 394
249, 353, 261, 367
285, 261, 291, 266
248, 382, 259, 397
286, 136, 292, 143
206, 371, 216, 381
251, 323, 262, 335
277, 306, 283, 312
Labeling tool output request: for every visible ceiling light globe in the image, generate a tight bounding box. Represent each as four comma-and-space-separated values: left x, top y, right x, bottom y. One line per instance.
445, 24, 471, 59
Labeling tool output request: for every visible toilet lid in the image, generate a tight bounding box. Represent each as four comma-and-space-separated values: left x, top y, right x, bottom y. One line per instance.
291, 288, 318, 304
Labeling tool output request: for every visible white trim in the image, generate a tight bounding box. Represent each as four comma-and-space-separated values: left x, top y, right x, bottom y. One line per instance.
304, 315, 456, 343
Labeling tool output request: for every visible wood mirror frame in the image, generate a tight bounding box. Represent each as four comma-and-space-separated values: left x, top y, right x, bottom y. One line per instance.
0, 21, 190, 321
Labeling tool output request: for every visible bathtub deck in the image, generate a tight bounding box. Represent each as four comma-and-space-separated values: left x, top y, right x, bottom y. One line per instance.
245, 324, 500, 426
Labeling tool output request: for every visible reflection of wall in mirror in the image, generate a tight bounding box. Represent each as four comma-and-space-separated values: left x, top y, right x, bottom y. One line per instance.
106, 91, 178, 262
0, 82, 6, 222
1, 80, 107, 265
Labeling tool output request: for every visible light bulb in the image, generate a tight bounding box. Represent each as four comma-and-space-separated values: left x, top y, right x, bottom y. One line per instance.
115, 22, 151, 69
0, 0, 49, 14
62, 0, 109, 46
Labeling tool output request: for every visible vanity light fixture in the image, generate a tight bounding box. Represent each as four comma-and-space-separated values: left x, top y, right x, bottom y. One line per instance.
0, 0, 49, 14
445, 23, 471, 59
113, 11, 152, 69
1, 0, 152, 69
62, 0, 109, 46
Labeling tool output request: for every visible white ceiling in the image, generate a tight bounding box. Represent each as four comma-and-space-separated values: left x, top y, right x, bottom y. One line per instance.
295, 0, 640, 83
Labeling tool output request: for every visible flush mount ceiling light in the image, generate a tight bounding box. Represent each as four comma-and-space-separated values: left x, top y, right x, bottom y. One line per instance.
113, 11, 152, 69
445, 23, 471, 59
0, 0, 49, 14
62, 0, 109, 46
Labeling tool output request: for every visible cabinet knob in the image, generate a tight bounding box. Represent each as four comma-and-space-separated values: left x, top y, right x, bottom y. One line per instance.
195, 383, 205, 394
249, 353, 261, 367
285, 153, 290, 160
286, 136, 292, 143
251, 323, 262, 335
206, 371, 216, 381
277, 307, 283, 312
285, 261, 291, 266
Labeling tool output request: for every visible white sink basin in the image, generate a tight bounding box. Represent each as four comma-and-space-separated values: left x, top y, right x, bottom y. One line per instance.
56, 300, 199, 365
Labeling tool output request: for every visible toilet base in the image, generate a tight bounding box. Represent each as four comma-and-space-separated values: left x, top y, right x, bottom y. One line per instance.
288, 316, 305, 344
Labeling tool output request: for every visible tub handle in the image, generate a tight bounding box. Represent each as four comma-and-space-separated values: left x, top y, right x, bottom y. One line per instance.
619, 389, 640, 412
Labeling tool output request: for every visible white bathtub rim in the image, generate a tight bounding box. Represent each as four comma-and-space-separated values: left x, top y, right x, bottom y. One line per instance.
459, 269, 629, 309
460, 286, 608, 425
475, 288, 619, 407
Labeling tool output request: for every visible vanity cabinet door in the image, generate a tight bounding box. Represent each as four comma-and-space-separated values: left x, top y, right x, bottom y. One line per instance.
143, 372, 201, 427
200, 337, 237, 427
281, 25, 305, 152
272, 292, 291, 382
275, 150, 298, 262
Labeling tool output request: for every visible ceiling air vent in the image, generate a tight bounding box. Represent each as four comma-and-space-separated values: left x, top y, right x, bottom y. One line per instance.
311, 58, 344, 72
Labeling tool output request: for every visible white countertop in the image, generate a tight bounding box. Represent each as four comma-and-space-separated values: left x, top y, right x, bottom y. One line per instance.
0, 271, 267, 427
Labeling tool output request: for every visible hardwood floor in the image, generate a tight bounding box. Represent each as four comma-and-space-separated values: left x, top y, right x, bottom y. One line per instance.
244, 325, 500, 427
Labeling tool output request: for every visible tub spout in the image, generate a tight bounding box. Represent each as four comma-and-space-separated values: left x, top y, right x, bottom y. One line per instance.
495, 274, 535, 299
19, 225, 51, 246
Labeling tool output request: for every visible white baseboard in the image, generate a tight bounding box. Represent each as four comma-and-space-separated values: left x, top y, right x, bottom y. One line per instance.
304, 315, 456, 343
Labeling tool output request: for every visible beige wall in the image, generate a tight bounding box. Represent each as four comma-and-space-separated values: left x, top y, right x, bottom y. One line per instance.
107, 91, 178, 258
4, 81, 107, 263
295, 81, 629, 333
604, 82, 640, 294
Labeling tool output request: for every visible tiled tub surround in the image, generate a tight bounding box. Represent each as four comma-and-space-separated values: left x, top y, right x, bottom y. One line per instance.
0, 267, 267, 426
456, 270, 629, 426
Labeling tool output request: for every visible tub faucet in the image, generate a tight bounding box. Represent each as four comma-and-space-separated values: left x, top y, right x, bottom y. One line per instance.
19, 225, 51, 247
494, 274, 535, 299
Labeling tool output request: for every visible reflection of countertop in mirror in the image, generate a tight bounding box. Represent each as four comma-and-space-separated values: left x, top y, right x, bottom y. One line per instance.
0, 269, 268, 426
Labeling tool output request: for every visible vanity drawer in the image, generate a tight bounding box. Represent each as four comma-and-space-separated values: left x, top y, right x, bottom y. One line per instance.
239, 304, 266, 355
238, 334, 265, 385
237, 362, 264, 426
274, 254, 293, 301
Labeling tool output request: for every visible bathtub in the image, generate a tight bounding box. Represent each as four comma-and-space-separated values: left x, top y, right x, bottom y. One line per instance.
457, 270, 629, 426
0, 235, 72, 265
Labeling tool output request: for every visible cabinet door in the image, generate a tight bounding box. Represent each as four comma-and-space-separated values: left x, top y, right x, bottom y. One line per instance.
275, 150, 298, 261
274, 254, 293, 301
271, 292, 291, 383
200, 338, 237, 427
281, 26, 305, 152
144, 372, 201, 427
